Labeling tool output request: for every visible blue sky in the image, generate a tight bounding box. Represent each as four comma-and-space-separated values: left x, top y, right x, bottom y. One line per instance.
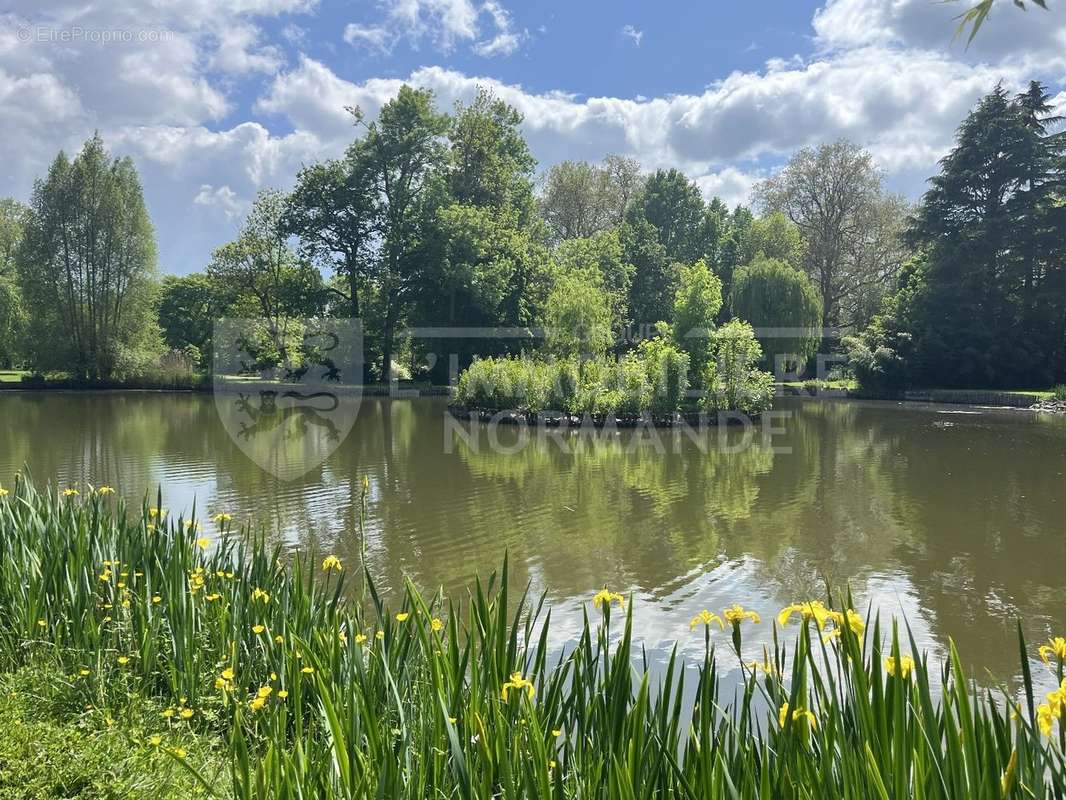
1, 0, 1063, 274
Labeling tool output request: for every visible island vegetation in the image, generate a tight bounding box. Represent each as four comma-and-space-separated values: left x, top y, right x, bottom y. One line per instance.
1, 476, 1065, 798
0, 81, 1063, 407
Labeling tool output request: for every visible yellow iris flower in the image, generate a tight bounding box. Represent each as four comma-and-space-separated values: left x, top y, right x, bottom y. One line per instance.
501, 671, 535, 701
884, 655, 916, 679
723, 604, 761, 626
690, 610, 724, 631
1039, 637, 1066, 665
778, 702, 818, 730
592, 587, 626, 610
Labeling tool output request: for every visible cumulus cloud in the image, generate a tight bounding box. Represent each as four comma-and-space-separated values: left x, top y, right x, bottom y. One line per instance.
813, 0, 1066, 75
194, 184, 247, 221
0, 0, 1060, 275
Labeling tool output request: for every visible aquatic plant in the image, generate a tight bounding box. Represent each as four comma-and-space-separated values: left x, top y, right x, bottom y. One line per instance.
0, 477, 1064, 798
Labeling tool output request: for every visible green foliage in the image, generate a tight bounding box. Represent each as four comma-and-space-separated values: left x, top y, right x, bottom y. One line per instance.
447, 88, 538, 221
554, 228, 633, 333
672, 259, 723, 376
703, 320, 775, 414
754, 140, 908, 330
543, 271, 614, 358
858, 83, 1066, 390
628, 168, 709, 264
952, 0, 1048, 43
1051, 384, 1066, 401
18, 134, 161, 380
622, 216, 676, 331
748, 210, 807, 270
0, 667, 225, 799
731, 254, 822, 375
538, 155, 641, 242
157, 274, 233, 369
455, 337, 690, 416
1, 478, 1064, 798
0, 274, 23, 369
636, 335, 691, 413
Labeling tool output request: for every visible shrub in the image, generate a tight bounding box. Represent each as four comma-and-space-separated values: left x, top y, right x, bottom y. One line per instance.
671, 259, 722, 376
636, 336, 690, 414
1053, 384, 1066, 401
702, 320, 775, 415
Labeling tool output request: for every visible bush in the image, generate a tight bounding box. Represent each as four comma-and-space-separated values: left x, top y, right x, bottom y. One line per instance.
702, 320, 775, 415
636, 336, 690, 414
1053, 384, 1066, 401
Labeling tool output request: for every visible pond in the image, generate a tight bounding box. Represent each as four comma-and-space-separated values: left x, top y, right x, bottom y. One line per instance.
1, 391, 1064, 686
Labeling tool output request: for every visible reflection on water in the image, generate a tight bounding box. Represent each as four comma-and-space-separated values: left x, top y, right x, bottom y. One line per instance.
1, 392, 1064, 685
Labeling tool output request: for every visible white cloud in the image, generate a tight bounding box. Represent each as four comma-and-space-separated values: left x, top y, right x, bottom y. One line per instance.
347, 0, 526, 58
194, 184, 246, 220
813, 0, 1066, 75
0, 0, 1061, 277
343, 24, 394, 55
621, 25, 643, 47
473, 1, 524, 57
694, 167, 760, 208
209, 24, 284, 74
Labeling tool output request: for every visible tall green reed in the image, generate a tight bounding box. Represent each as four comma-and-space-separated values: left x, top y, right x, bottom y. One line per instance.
0, 474, 1064, 798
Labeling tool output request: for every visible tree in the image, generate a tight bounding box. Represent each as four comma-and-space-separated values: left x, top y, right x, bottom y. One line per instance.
671, 259, 723, 377
18, 134, 160, 379
208, 190, 325, 368
602, 155, 643, 225
748, 211, 806, 271
0, 199, 29, 280
418, 203, 552, 375
849, 82, 1066, 389
0, 199, 28, 366
730, 255, 822, 375
413, 89, 550, 378
554, 229, 633, 335
754, 140, 908, 331
628, 168, 710, 264
283, 154, 377, 320
350, 86, 450, 380
157, 273, 233, 367
703, 320, 775, 414
447, 88, 537, 221
543, 271, 613, 358
622, 217, 674, 333
901, 83, 1066, 386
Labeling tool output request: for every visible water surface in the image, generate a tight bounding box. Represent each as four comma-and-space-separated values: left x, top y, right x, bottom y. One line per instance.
1, 391, 1064, 685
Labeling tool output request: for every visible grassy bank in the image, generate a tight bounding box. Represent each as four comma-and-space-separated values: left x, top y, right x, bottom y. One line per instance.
0, 666, 225, 799
0, 477, 1064, 797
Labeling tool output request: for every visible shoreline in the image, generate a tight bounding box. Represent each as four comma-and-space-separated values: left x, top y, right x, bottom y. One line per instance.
777, 384, 1065, 413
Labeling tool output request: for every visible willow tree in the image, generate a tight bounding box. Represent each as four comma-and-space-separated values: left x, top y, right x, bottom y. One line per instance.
730, 254, 822, 375
18, 135, 159, 379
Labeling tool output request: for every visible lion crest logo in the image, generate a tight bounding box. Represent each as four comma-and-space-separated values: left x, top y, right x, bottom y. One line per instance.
213, 318, 363, 480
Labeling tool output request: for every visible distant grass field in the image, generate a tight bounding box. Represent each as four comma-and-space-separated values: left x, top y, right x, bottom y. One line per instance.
0, 370, 27, 383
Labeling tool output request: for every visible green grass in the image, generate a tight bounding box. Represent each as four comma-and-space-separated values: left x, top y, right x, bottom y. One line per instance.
0, 666, 225, 799
0, 371, 27, 383
0, 476, 1065, 798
